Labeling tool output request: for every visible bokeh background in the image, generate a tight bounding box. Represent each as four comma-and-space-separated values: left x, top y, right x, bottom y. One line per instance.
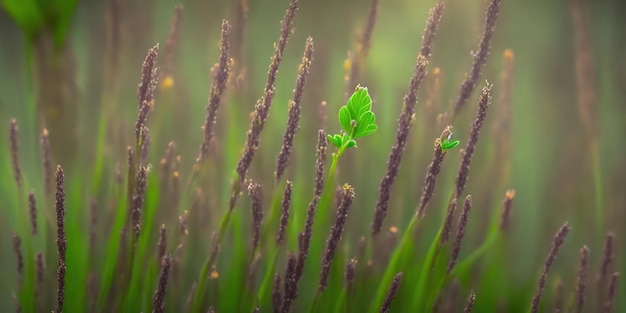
0, 0, 624, 311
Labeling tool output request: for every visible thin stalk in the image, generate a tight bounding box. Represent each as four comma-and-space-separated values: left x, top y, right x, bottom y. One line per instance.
315, 147, 343, 231
369, 216, 419, 313
192, 176, 241, 312
262, 180, 287, 245
308, 290, 322, 313
333, 287, 349, 313
97, 178, 127, 307
256, 244, 281, 308
590, 140, 604, 233
411, 227, 444, 311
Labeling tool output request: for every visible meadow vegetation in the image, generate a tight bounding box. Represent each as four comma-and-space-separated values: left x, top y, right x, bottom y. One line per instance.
0, 0, 623, 312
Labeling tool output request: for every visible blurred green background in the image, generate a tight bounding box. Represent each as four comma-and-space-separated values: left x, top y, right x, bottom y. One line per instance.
0, 0, 624, 311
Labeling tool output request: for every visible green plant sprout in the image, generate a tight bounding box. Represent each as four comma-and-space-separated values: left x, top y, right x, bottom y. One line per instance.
319, 85, 377, 221
441, 133, 460, 152
302, 85, 378, 312
327, 85, 378, 155
320, 85, 377, 218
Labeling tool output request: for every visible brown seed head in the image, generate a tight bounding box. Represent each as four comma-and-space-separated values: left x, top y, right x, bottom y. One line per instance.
575, 245, 589, 313
272, 273, 283, 313
296, 195, 319, 277
281, 253, 298, 313
137, 44, 159, 108
451, 0, 501, 120
282, 194, 319, 313
464, 290, 476, 313
36, 252, 44, 300
275, 37, 314, 181
319, 184, 355, 291
136, 45, 159, 142
419, 1, 445, 59
28, 191, 37, 235
499, 189, 516, 230
455, 82, 493, 199
372, 1, 444, 234
314, 129, 327, 197
276, 181, 293, 245
132, 166, 148, 239
416, 127, 451, 218
140, 126, 151, 165
530, 222, 571, 313
247, 182, 264, 253
604, 272, 619, 313
13, 233, 23, 285
447, 195, 472, 274
41, 128, 52, 197
9, 118, 22, 189
56, 165, 67, 313
345, 258, 357, 291
197, 19, 232, 163
235, 0, 297, 208
381, 272, 403, 313
372, 54, 428, 235
152, 255, 172, 313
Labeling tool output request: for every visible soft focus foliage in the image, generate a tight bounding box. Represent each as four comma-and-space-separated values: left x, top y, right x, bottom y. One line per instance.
0, 0, 624, 312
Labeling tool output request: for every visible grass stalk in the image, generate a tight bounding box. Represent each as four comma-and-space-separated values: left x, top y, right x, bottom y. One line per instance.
370, 128, 452, 312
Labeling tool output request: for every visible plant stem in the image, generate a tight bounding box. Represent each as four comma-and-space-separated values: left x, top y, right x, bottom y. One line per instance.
262, 180, 286, 245
256, 244, 281, 308
308, 289, 322, 313
333, 287, 348, 313
411, 227, 443, 311
590, 140, 604, 234
369, 216, 419, 313
192, 174, 242, 312
316, 152, 340, 227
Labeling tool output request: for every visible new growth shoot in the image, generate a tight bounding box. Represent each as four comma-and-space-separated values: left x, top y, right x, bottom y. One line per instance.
318, 85, 377, 222
327, 85, 378, 155
441, 132, 460, 152
319, 85, 377, 223
307, 86, 377, 312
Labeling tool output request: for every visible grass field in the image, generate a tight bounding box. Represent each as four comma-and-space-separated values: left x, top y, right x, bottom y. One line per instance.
0, 0, 624, 312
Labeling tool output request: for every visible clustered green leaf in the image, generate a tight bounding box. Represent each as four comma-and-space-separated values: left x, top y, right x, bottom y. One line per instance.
327, 86, 377, 152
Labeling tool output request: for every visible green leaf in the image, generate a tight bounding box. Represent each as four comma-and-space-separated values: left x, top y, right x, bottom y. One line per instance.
327, 134, 340, 148
51, 0, 79, 47
346, 86, 372, 120
339, 106, 352, 134
335, 134, 345, 146
354, 111, 376, 138
1, 0, 45, 40
342, 134, 352, 146
346, 139, 357, 148
356, 124, 377, 139
441, 139, 460, 152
